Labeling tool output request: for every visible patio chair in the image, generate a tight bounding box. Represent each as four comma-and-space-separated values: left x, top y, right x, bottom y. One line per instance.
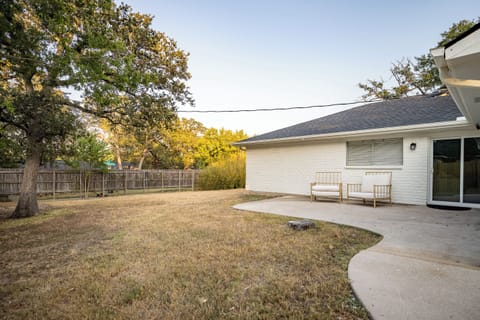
310, 172, 342, 203
347, 172, 392, 208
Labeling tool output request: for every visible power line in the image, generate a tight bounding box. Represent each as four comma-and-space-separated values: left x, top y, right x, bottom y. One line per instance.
177, 100, 378, 113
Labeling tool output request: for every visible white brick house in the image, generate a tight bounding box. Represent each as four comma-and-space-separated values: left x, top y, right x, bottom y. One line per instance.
235, 95, 480, 207
235, 24, 480, 208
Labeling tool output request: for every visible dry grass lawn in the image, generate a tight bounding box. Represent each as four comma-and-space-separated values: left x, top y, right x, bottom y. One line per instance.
0, 189, 380, 319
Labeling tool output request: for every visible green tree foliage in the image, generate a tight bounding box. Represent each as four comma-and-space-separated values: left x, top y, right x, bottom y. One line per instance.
358, 19, 478, 100
99, 120, 135, 170
101, 118, 247, 170
61, 132, 112, 196
152, 118, 206, 169
438, 19, 479, 46
198, 153, 246, 190
104, 121, 166, 170
358, 57, 441, 100
195, 128, 249, 168
0, 1, 192, 217
101, 117, 205, 169
0, 126, 24, 167
63, 133, 112, 170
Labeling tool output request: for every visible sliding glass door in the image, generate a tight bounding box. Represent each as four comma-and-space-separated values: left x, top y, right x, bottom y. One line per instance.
432, 137, 480, 205
433, 139, 461, 202
463, 138, 480, 203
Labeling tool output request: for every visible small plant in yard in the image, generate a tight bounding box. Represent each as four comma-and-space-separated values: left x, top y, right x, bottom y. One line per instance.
120, 280, 145, 305
0, 189, 380, 319
198, 153, 246, 190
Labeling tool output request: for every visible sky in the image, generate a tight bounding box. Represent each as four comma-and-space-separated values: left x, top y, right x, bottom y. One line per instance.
122, 0, 479, 136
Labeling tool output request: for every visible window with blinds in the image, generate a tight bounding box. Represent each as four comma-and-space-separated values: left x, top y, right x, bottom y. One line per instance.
346, 138, 403, 166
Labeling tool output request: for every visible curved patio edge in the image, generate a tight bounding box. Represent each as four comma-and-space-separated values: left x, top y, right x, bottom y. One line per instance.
233, 195, 480, 320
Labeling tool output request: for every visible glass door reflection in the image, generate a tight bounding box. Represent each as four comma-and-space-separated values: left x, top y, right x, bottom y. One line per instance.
433, 139, 461, 202
463, 138, 480, 204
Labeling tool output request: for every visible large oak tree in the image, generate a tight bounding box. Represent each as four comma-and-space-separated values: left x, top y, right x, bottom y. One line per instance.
0, 0, 192, 218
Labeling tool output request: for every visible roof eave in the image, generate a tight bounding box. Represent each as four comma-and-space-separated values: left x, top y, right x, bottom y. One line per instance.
233, 120, 472, 147
431, 25, 480, 127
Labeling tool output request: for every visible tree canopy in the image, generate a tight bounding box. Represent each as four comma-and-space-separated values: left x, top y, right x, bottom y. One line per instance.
195, 128, 248, 168
101, 117, 248, 170
62, 132, 112, 171
358, 19, 478, 100
0, 0, 193, 217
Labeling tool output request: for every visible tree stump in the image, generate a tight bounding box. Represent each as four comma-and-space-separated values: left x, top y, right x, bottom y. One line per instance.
288, 220, 315, 230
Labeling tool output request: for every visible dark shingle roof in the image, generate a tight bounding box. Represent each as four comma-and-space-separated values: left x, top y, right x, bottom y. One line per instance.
239, 95, 462, 143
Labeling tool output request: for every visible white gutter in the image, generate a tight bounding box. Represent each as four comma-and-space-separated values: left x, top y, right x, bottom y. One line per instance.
234, 119, 471, 147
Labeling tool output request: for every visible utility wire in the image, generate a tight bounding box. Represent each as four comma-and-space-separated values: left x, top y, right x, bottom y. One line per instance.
177, 100, 378, 113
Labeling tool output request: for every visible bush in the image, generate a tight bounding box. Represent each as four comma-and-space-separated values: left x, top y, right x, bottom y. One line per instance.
198, 153, 245, 190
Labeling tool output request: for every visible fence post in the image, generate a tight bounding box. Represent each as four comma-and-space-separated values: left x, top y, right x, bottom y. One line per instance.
79, 170, 82, 199
143, 170, 146, 192
52, 170, 56, 200
84, 170, 87, 199
178, 170, 181, 192
161, 171, 164, 192
102, 172, 105, 196
191, 170, 195, 191
124, 170, 128, 194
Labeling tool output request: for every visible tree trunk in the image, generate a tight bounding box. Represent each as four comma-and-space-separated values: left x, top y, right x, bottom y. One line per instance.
11, 145, 41, 218
115, 146, 123, 170
138, 149, 148, 170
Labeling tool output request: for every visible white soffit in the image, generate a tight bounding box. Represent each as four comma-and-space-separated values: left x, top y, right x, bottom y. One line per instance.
431, 27, 480, 127
445, 28, 480, 61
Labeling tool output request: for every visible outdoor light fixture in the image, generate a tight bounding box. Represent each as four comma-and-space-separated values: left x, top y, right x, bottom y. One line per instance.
410, 142, 417, 151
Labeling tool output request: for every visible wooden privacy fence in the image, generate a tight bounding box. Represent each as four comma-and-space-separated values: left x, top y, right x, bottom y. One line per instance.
0, 169, 201, 199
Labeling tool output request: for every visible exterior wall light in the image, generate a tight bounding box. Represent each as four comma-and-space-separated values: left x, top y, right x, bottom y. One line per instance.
410, 142, 417, 151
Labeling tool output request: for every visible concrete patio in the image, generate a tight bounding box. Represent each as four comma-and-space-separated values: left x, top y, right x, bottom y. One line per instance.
234, 196, 480, 320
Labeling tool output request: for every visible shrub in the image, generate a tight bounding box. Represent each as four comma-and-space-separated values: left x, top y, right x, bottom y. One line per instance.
198, 153, 245, 190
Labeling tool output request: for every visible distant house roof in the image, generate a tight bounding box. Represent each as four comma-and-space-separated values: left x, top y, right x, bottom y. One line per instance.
236, 95, 464, 145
